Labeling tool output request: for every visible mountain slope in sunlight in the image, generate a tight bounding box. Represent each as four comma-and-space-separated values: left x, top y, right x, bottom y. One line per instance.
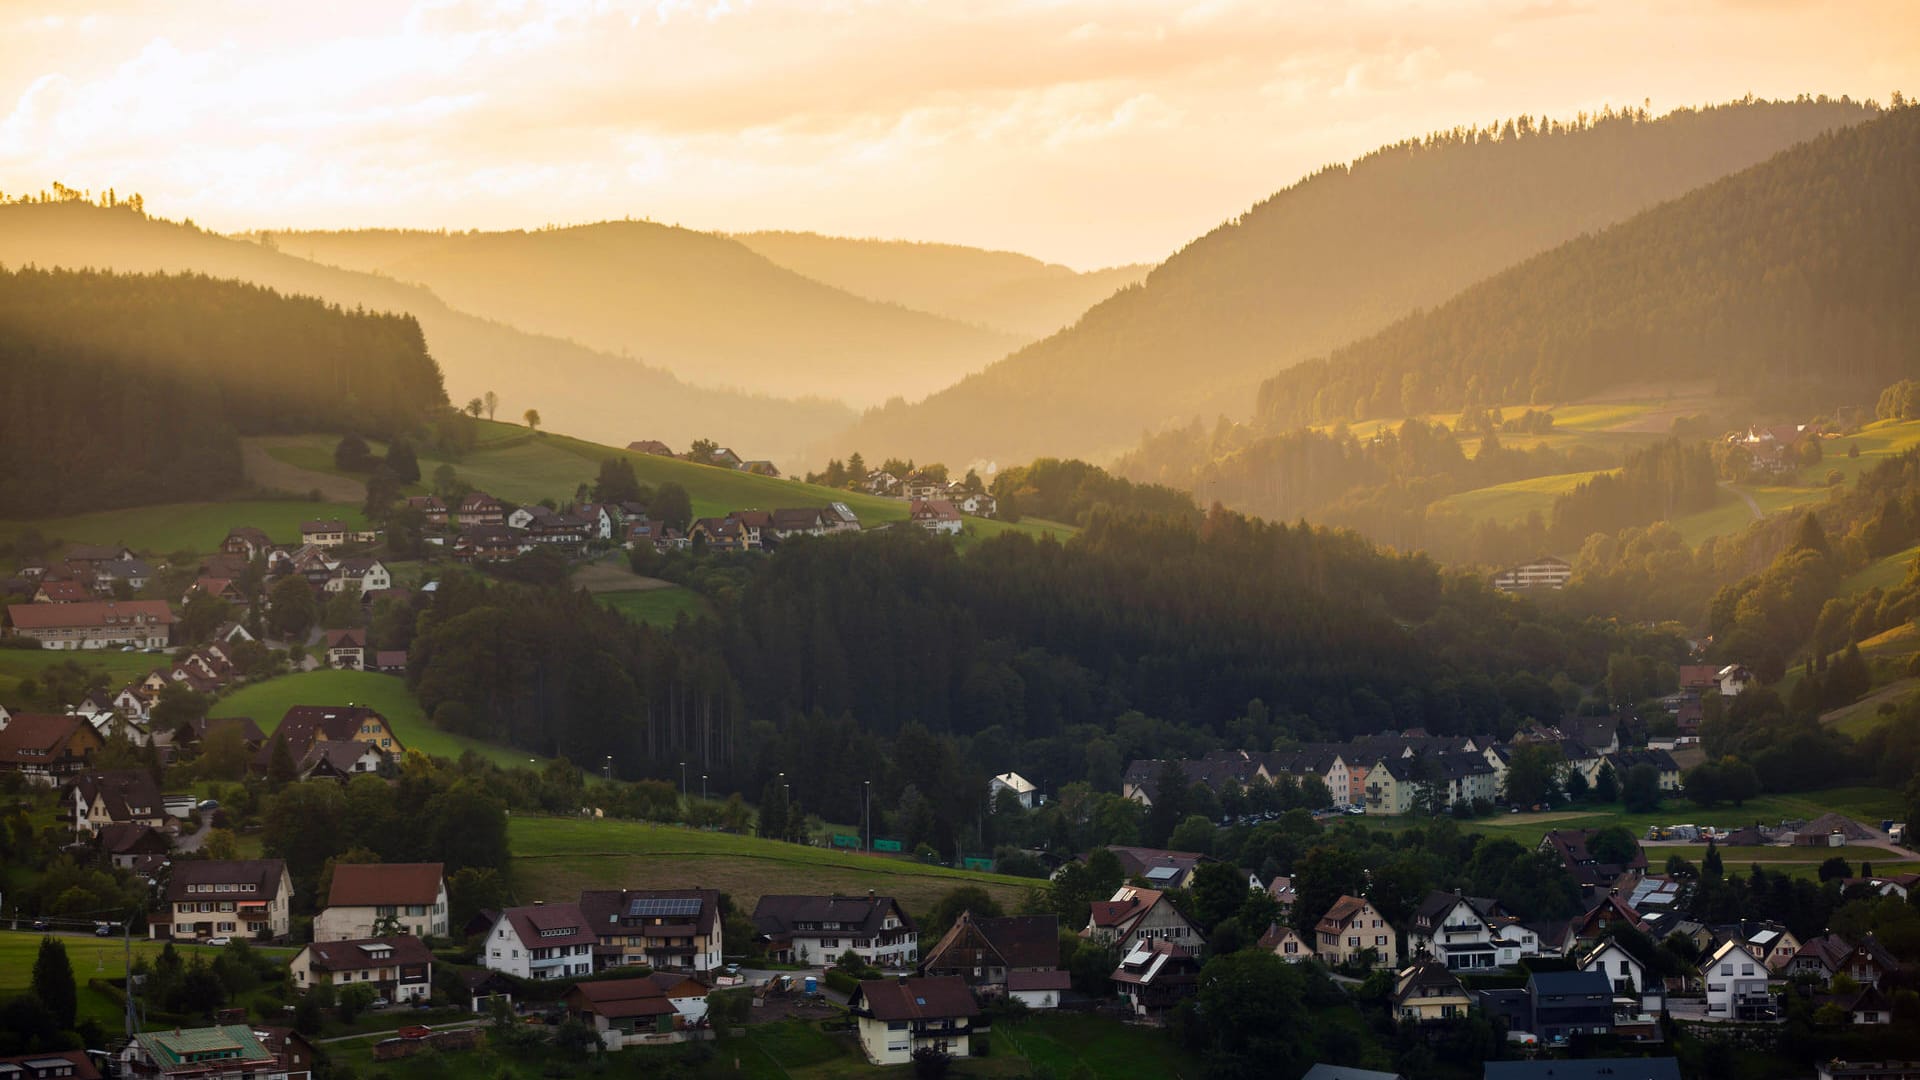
819, 98, 1873, 469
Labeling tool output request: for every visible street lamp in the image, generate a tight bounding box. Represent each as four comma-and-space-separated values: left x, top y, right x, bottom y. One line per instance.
702, 773, 708, 801
603, 755, 613, 782
679, 761, 687, 802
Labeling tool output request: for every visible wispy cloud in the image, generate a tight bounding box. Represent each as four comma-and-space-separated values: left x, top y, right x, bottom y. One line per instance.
0, 0, 1911, 266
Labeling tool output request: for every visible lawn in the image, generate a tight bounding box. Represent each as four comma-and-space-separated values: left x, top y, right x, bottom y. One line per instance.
1416, 786, 1909, 847
0, 647, 161, 708
596, 586, 712, 627
992, 1012, 1205, 1078
209, 669, 543, 768
1431, 469, 1614, 527
1843, 543, 1920, 596
0, 930, 292, 1031
507, 815, 1041, 917
0, 500, 367, 558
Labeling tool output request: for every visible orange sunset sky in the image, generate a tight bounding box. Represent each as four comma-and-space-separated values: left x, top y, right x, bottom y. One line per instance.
1, 0, 1914, 268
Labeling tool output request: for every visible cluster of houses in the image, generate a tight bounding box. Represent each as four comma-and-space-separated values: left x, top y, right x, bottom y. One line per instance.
415, 489, 869, 562
1056, 825, 1908, 1038
860, 470, 999, 520
1120, 721, 1682, 818
1732, 423, 1818, 475
624, 439, 779, 478
1664, 662, 1753, 734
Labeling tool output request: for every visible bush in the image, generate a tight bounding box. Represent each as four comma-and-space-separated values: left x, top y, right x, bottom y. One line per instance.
823, 969, 861, 997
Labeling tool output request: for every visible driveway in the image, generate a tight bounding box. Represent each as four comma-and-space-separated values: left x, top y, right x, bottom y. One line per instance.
173, 814, 214, 854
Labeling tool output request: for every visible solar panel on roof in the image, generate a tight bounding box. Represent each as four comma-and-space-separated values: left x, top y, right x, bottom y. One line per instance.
627, 896, 702, 917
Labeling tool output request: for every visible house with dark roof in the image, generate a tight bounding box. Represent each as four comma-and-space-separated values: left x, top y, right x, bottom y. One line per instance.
452, 524, 527, 563
154, 859, 292, 941
1258, 922, 1312, 962
1082, 886, 1202, 951
918, 911, 1058, 987
1394, 961, 1472, 1023
64, 770, 168, 836
1527, 969, 1615, 1040
752, 893, 917, 968
325, 628, 366, 670
848, 975, 980, 1065
627, 440, 675, 456
295, 740, 388, 782
1540, 828, 1649, 904
290, 936, 434, 1003
1110, 938, 1202, 1022
1407, 891, 1522, 971
300, 520, 349, 548
564, 978, 679, 1049
258, 706, 406, 768
0, 713, 104, 783
315, 863, 448, 941
578, 889, 725, 974
1100, 845, 1213, 889
97, 822, 171, 878
481, 903, 596, 980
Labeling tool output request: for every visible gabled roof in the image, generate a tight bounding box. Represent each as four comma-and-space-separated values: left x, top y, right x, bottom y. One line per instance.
327, 862, 444, 907
325, 628, 366, 650
0, 713, 91, 763
1317, 895, 1371, 933
852, 975, 979, 1021
1528, 969, 1612, 997
299, 935, 433, 972
7, 600, 175, 630
1394, 961, 1469, 1005
67, 770, 163, 820
1088, 886, 1166, 929
578, 889, 721, 935
565, 977, 674, 1019
498, 903, 596, 948
752, 894, 911, 939
98, 822, 170, 856
165, 859, 287, 902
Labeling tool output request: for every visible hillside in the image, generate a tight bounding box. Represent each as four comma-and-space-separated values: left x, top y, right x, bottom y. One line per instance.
0, 202, 851, 465
818, 98, 1873, 468
0, 265, 444, 516
272, 222, 1024, 406
733, 230, 1150, 338
1253, 103, 1920, 430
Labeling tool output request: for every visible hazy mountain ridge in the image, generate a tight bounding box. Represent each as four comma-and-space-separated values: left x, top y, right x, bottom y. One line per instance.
732, 230, 1151, 339
0, 203, 854, 464
273, 222, 1026, 407
818, 98, 1874, 469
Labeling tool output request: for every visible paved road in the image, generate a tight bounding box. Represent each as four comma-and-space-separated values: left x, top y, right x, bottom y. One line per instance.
173, 814, 214, 854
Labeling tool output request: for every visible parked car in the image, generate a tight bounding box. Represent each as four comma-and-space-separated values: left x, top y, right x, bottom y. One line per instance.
94, 923, 114, 937
398, 1025, 431, 1040
197, 799, 220, 811
208, 936, 232, 946
31, 919, 49, 931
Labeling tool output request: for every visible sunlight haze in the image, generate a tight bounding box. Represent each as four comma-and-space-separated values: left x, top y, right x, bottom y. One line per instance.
2, 0, 1914, 267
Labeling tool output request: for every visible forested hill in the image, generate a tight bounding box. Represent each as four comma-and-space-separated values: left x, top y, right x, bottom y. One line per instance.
817, 98, 1871, 468
1253, 103, 1920, 430
0, 266, 444, 515
731, 231, 1150, 339
0, 202, 854, 465
271, 222, 1024, 407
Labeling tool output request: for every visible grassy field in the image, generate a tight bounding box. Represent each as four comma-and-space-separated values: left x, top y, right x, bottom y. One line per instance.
1431, 470, 1613, 527
508, 815, 1041, 917
323, 1013, 1197, 1079
0, 648, 161, 707
209, 669, 544, 768
0, 500, 367, 557
596, 586, 712, 627
1398, 786, 1909, 847
1843, 543, 1920, 595
0, 930, 292, 1030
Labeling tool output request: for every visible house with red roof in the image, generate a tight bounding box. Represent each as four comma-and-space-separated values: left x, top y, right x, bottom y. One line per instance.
315, 863, 448, 941
1082, 885, 1203, 951
1316, 894, 1397, 969
0, 713, 105, 784
918, 911, 1057, 987
291, 936, 435, 1004
481, 903, 596, 979
5, 599, 175, 650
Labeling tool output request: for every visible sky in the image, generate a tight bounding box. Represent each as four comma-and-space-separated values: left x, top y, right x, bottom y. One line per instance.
0, 1, 1914, 269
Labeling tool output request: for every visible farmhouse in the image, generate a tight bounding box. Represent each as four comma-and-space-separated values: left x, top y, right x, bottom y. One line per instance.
918, 912, 1058, 988
258, 705, 407, 765
65, 770, 168, 836
0, 713, 105, 783
154, 859, 293, 941
455, 492, 508, 527
482, 904, 596, 980
848, 976, 980, 1066
290, 936, 434, 1003
1084, 886, 1204, 949
6, 600, 176, 650
325, 628, 367, 670
752, 893, 918, 968
314, 862, 448, 941
564, 979, 679, 1049
579, 889, 725, 974
909, 499, 963, 535
300, 519, 349, 548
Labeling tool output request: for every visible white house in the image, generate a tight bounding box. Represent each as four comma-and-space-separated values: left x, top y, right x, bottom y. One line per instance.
483, 904, 597, 980
848, 976, 979, 1066
290, 936, 435, 1003
1578, 939, 1646, 996
1407, 893, 1506, 972
909, 499, 963, 535
1006, 970, 1070, 1009
750, 894, 918, 968
1083, 886, 1205, 950
989, 771, 1044, 810
1703, 940, 1774, 1020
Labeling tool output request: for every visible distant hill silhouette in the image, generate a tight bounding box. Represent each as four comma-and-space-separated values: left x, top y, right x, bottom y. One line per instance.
820, 98, 1872, 468
274, 222, 1024, 407
733, 231, 1149, 339
0, 262, 445, 515
0, 203, 853, 464
1253, 103, 1920, 429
